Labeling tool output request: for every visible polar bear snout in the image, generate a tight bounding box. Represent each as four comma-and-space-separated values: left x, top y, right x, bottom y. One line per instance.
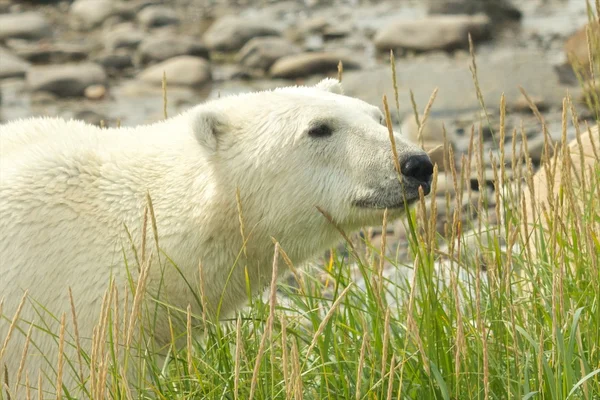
400, 153, 434, 196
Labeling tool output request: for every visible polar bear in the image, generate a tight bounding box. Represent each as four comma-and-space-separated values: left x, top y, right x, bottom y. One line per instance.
0, 78, 432, 396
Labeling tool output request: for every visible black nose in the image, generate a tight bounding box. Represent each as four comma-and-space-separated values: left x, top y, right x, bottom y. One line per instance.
401, 154, 434, 184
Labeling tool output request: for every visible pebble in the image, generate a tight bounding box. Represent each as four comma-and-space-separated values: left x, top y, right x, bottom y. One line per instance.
374, 14, 491, 52
84, 84, 107, 100
70, 0, 117, 30
203, 15, 281, 52
136, 35, 210, 65
137, 56, 211, 87
103, 23, 145, 51
137, 6, 180, 29
26, 63, 107, 97
0, 12, 51, 40
0, 47, 30, 79
270, 52, 360, 79
236, 37, 300, 71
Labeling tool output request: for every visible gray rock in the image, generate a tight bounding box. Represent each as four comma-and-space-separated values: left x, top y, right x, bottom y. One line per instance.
340, 49, 568, 117
27, 63, 107, 97
103, 23, 145, 51
0, 47, 30, 79
94, 51, 133, 71
137, 35, 209, 65
0, 12, 51, 40
70, 0, 116, 30
137, 6, 180, 28
270, 52, 360, 79
374, 14, 491, 52
203, 15, 281, 52
8, 41, 89, 64
236, 37, 300, 71
428, 0, 522, 22
137, 56, 211, 87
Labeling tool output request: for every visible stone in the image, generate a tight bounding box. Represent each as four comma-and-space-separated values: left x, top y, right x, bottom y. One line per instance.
373, 14, 491, 52
93, 51, 133, 71
103, 23, 145, 51
70, 0, 116, 30
0, 47, 30, 79
203, 15, 281, 52
73, 109, 108, 127
564, 22, 600, 79
136, 35, 209, 65
137, 56, 211, 87
340, 49, 568, 117
236, 37, 300, 71
8, 41, 89, 64
84, 84, 107, 100
27, 63, 107, 97
269, 52, 360, 79
137, 6, 180, 28
428, 0, 522, 22
521, 125, 599, 259
0, 12, 51, 40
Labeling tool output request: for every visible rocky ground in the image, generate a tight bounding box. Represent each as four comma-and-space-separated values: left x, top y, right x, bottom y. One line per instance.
0, 0, 597, 286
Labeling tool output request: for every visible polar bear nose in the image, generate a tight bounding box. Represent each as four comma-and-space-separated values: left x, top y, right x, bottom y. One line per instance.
401, 154, 434, 186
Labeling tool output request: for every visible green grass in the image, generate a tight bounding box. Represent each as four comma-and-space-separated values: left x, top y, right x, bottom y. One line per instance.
2, 3, 600, 399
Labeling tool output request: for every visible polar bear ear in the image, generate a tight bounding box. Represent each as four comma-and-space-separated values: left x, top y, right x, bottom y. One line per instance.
315, 78, 344, 95
192, 109, 228, 152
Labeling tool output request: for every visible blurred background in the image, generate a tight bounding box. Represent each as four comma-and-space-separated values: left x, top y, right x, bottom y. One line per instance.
0, 0, 593, 129
0, 0, 598, 282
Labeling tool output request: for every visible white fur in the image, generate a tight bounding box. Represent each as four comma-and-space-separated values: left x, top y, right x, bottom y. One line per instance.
0, 79, 429, 395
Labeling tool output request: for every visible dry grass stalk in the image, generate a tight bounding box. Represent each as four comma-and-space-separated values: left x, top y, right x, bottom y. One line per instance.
126, 254, 152, 348
389, 50, 401, 121
291, 339, 303, 400
383, 95, 402, 174
248, 242, 280, 400
55, 313, 66, 400
386, 355, 396, 400
15, 322, 34, 399
337, 60, 343, 83
234, 315, 243, 400
0, 290, 28, 363
186, 304, 193, 376
380, 308, 391, 382
304, 283, 353, 362
280, 315, 290, 399
355, 328, 368, 400
417, 88, 439, 147
68, 288, 85, 386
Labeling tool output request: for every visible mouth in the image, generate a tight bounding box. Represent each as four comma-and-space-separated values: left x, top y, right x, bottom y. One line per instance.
352, 180, 432, 210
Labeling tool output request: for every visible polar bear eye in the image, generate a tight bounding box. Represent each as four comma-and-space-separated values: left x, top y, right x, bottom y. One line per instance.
308, 124, 333, 138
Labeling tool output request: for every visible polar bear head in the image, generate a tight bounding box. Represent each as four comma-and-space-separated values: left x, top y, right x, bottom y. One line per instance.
188, 78, 433, 236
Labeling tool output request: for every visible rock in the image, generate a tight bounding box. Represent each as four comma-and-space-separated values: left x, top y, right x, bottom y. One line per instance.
70, 0, 116, 30
564, 22, 600, 79
521, 125, 599, 259
0, 12, 51, 40
0, 47, 30, 79
84, 84, 107, 100
137, 56, 211, 87
136, 35, 209, 65
374, 14, 491, 52
27, 63, 107, 97
137, 6, 180, 28
203, 15, 281, 52
510, 94, 548, 113
8, 41, 89, 64
94, 51, 133, 71
270, 52, 360, 79
73, 109, 108, 127
341, 49, 568, 117
103, 23, 145, 51
236, 37, 300, 71
428, 0, 522, 22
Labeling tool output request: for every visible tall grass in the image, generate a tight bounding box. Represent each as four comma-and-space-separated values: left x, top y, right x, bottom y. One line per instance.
2, 4, 600, 399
